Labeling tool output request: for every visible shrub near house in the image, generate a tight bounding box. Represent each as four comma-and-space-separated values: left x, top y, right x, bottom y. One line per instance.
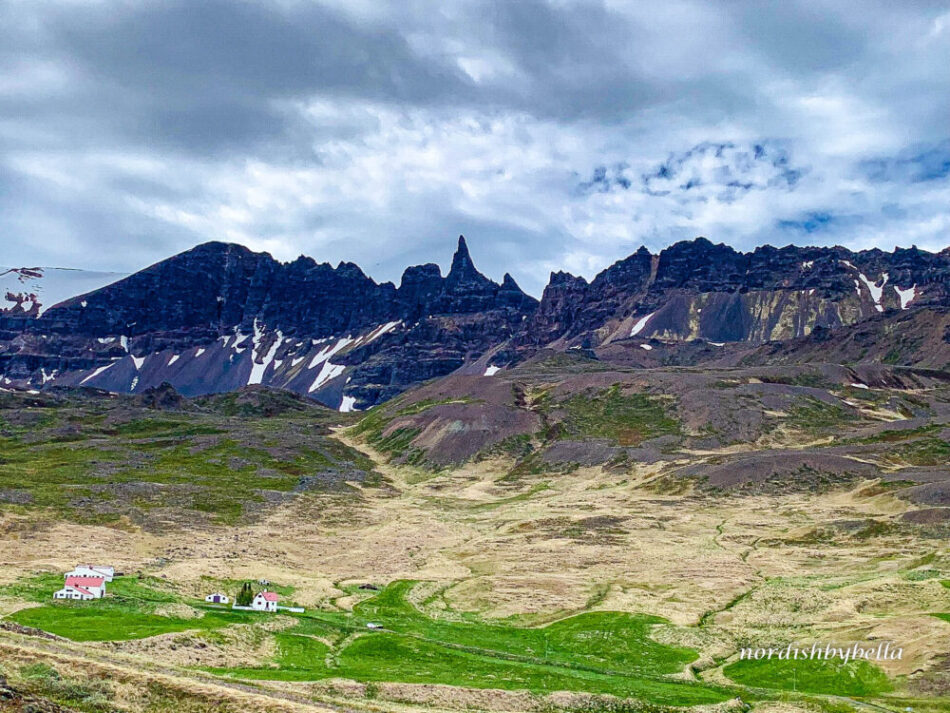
235, 582, 254, 607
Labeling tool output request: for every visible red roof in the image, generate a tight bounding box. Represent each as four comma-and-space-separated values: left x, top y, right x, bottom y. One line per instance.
70, 586, 94, 596
260, 591, 279, 602
65, 576, 104, 588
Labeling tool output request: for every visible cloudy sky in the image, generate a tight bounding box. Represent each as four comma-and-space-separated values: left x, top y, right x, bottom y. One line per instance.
2, 0, 949, 295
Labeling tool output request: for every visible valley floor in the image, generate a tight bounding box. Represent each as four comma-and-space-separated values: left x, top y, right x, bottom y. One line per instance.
1, 428, 949, 712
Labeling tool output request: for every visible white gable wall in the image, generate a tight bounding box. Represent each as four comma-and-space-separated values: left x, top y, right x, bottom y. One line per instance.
251, 594, 277, 612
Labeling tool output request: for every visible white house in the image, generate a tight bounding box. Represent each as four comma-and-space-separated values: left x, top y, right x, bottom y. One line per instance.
54, 575, 106, 600
205, 593, 230, 604
66, 565, 114, 582
251, 590, 279, 612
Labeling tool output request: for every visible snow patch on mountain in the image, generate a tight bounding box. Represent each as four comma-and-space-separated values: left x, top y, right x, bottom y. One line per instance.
857, 272, 887, 312
248, 322, 282, 386
309, 361, 345, 393
80, 363, 114, 385
630, 312, 655, 336
361, 320, 401, 345
894, 284, 917, 309
308, 337, 353, 369
231, 330, 249, 354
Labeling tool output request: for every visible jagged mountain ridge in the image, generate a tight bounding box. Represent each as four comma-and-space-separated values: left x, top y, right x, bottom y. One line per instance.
38, 237, 534, 337
1, 236, 948, 409
520, 238, 949, 351
1, 237, 537, 409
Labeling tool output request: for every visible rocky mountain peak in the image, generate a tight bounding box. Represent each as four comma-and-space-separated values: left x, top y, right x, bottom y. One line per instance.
547, 271, 588, 288
4, 235, 949, 412
335, 261, 369, 279
399, 263, 442, 289
519, 237, 950, 355
500, 273, 521, 291
446, 235, 489, 287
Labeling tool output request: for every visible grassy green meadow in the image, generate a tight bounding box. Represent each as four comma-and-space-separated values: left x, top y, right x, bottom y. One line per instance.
4, 573, 907, 708
5, 574, 732, 705
0, 388, 379, 524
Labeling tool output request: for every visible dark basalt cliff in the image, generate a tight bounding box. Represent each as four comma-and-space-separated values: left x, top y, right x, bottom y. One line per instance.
520, 237, 950, 351
1, 236, 537, 409
1, 235, 948, 409
41, 236, 534, 338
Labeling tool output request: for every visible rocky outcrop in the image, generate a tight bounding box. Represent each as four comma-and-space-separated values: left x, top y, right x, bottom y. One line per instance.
519, 238, 950, 353
0, 236, 537, 410
1, 235, 948, 409
732, 306, 950, 370
520, 247, 655, 346
0, 675, 78, 712
133, 382, 186, 410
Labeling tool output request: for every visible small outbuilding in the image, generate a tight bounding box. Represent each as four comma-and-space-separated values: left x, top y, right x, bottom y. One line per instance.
251, 590, 279, 612
204, 593, 230, 604
66, 565, 114, 582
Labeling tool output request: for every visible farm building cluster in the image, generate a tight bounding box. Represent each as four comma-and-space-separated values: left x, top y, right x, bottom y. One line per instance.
53, 565, 114, 601
205, 583, 303, 613
50, 566, 299, 615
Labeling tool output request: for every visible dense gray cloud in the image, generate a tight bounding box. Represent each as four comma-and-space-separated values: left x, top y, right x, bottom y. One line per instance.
1, 0, 948, 295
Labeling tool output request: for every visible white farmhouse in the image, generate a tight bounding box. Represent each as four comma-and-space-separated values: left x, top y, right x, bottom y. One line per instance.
251, 590, 278, 612
54, 575, 106, 600
66, 565, 114, 582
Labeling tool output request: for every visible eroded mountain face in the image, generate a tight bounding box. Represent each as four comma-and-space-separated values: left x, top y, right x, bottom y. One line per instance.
1, 236, 948, 409
0, 237, 538, 409
520, 239, 950, 350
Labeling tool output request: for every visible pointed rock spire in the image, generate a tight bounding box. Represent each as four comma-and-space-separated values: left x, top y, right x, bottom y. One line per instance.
496, 271, 537, 309
500, 273, 521, 291
448, 235, 474, 276
446, 235, 488, 287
